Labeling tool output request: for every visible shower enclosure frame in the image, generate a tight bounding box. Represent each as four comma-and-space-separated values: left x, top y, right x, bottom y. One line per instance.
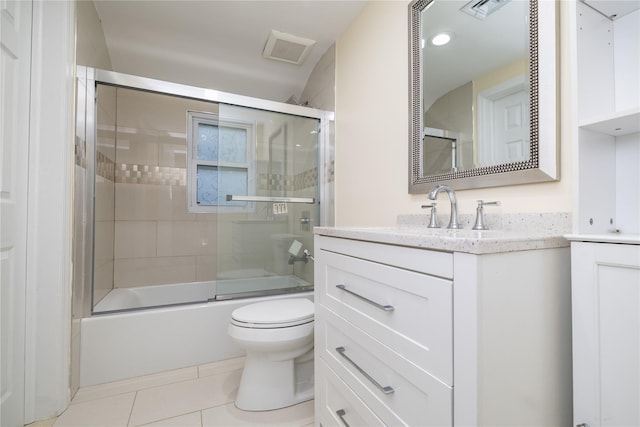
81, 67, 333, 316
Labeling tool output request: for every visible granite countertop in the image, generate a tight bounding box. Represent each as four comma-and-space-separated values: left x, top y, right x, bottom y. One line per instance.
314, 213, 572, 255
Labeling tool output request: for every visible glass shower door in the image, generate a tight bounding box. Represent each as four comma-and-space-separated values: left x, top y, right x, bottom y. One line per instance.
213, 104, 320, 299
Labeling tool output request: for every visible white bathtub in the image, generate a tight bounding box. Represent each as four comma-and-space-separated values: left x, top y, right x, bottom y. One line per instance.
93, 281, 214, 312
80, 279, 313, 387
92, 274, 311, 313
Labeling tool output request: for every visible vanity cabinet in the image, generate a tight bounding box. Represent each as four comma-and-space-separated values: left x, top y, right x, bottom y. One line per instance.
568, 2, 640, 425
314, 234, 572, 426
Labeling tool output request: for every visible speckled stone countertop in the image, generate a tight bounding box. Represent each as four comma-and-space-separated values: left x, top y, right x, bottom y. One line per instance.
314, 213, 571, 255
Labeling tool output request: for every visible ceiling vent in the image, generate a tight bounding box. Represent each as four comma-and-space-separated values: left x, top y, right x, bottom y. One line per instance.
262, 29, 316, 65
461, 0, 512, 20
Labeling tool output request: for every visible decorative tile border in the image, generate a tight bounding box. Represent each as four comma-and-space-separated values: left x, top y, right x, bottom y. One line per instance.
96, 151, 115, 182
113, 162, 320, 191
115, 163, 187, 186
75, 136, 86, 168
327, 160, 335, 183
294, 167, 318, 190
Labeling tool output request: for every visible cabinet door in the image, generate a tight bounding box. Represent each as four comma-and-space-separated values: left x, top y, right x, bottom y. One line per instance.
572, 242, 640, 426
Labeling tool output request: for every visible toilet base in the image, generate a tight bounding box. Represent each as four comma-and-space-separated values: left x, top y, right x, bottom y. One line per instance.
235, 348, 314, 411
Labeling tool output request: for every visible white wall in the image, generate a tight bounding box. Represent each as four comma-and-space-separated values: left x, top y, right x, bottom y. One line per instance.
76, 0, 112, 70
335, 1, 573, 226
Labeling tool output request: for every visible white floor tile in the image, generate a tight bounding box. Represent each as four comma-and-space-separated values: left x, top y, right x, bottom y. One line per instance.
201, 400, 314, 427
128, 370, 241, 426
53, 392, 136, 427
72, 367, 198, 404
198, 357, 244, 378
135, 411, 202, 427
25, 418, 56, 427
51, 359, 314, 427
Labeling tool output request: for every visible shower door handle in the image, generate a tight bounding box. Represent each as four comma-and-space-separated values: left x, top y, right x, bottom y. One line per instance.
226, 195, 315, 204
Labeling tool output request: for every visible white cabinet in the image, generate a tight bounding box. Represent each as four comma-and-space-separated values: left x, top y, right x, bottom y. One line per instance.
314, 234, 572, 426
571, 1, 640, 237
569, 2, 640, 425
571, 242, 640, 426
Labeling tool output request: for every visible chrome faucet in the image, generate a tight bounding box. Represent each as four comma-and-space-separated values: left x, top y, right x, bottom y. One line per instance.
288, 249, 314, 264
428, 184, 460, 229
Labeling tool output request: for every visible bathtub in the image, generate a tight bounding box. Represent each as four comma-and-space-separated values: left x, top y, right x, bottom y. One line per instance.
93, 274, 311, 313
80, 277, 313, 387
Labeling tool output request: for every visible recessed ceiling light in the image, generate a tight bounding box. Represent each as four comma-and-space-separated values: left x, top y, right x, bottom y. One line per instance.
430, 32, 454, 46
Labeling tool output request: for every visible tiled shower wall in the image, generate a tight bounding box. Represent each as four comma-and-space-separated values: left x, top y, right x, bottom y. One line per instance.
92, 86, 321, 297
111, 89, 221, 290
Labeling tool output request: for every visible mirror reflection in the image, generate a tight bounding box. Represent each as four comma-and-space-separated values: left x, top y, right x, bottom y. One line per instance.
408, 0, 566, 193
422, 0, 530, 175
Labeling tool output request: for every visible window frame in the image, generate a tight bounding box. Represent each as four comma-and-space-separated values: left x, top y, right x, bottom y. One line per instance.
186, 110, 256, 213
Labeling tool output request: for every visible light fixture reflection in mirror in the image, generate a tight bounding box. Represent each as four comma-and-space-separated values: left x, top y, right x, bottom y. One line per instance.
408, 0, 559, 193
429, 31, 454, 46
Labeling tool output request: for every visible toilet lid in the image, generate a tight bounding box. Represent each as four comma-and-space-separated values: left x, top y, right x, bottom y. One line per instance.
231, 298, 314, 327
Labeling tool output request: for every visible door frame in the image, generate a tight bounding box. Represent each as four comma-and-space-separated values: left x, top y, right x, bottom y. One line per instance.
22, 1, 75, 423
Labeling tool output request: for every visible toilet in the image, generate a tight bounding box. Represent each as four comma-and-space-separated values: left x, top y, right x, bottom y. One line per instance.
228, 298, 314, 411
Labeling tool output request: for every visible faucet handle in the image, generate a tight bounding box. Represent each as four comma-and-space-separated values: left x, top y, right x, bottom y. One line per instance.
472, 200, 500, 231
477, 200, 500, 207
421, 203, 440, 228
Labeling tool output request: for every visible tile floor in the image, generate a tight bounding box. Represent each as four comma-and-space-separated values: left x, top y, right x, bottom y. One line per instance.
26, 357, 314, 427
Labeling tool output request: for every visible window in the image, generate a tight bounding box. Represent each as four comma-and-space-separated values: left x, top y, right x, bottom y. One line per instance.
187, 111, 254, 212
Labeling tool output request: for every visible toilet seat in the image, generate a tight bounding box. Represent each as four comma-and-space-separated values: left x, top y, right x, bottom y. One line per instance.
231, 299, 314, 329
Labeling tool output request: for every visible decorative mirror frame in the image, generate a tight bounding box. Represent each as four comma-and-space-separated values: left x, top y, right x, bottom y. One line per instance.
409, 0, 558, 193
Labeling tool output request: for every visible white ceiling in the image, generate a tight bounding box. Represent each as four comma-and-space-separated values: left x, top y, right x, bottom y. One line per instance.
93, 0, 368, 103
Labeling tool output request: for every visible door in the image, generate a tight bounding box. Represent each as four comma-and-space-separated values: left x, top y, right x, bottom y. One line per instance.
1, 1, 32, 426
491, 89, 529, 163
477, 77, 530, 166
214, 104, 320, 299
572, 242, 640, 426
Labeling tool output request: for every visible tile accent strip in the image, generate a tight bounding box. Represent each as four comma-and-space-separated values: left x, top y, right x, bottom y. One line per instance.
113, 162, 319, 191
116, 163, 187, 186
96, 151, 115, 182
114, 163, 318, 191
75, 136, 86, 168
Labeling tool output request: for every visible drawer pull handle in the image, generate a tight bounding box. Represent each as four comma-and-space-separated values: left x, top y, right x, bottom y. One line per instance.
336, 409, 350, 427
336, 346, 395, 395
335, 285, 394, 312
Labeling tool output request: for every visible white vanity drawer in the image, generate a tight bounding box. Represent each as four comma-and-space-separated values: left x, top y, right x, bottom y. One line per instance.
317, 359, 386, 427
316, 235, 453, 279
317, 308, 453, 427
317, 249, 453, 384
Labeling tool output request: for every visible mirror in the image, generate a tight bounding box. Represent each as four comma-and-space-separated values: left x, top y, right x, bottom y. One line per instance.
409, 0, 558, 192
